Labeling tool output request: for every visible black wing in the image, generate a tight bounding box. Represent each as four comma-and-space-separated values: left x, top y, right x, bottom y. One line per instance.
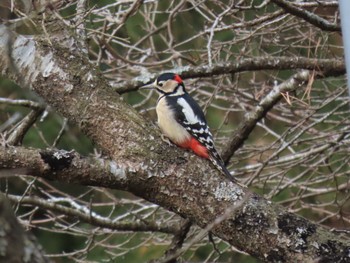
166, 94, 237, 182
165, 94, 217, 155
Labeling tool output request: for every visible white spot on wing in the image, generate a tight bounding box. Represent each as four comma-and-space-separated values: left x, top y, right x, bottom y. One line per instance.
192, 128, 204, 133
177, 98, 201, 125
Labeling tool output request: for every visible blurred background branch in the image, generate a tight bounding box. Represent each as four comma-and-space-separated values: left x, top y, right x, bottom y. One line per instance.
0, 192, 50, 262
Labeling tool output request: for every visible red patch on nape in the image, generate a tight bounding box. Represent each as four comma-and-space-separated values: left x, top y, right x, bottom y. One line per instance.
173, 74, 183, 84
178, 138, 209, 159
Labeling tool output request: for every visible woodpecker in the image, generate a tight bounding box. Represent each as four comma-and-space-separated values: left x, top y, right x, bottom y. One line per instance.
144, 72, 236, 183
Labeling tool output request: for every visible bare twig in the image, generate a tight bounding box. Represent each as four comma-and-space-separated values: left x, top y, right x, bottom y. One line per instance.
8, 194, 179, 234
155, 197, 246, 263
115, 57, 344, 93
7, 109, 44, 146
221, 71, 311, 163
271, 0, 341, 31
0, 98, 44, 110
154, 219, 192, 263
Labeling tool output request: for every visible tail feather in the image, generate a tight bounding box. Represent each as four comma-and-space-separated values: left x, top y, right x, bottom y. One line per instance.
180, 136, 238, 183
209, 155, 237, 183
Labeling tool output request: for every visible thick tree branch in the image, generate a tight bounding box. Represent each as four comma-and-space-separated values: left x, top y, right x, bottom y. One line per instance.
0, 147, 129, 189
0, 23, 349, 262
0, 146, 176, 234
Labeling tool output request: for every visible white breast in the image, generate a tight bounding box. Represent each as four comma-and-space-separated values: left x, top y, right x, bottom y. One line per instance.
156, 97, 191, 144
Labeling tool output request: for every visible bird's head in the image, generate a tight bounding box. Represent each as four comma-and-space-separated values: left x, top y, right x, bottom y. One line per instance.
142, 73, 185, 95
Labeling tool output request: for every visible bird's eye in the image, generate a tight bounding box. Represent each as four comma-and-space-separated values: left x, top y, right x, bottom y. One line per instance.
158, 81, 164, 87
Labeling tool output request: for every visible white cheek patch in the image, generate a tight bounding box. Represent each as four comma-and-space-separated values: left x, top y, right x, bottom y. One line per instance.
177, 98, 203, 125
162, 80, 179, 93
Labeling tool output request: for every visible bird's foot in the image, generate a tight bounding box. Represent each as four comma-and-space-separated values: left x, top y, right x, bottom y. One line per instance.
161, 134, 173, 146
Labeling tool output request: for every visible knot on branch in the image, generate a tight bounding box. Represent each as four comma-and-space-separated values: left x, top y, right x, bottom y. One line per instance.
40, 149, 75, 171
278, 213, 316, 252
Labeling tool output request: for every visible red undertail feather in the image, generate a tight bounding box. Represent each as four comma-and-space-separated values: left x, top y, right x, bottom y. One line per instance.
178, 137, 209, 159
178, 137, 237, 183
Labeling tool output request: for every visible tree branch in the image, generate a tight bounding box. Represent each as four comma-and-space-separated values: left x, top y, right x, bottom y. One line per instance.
155, 219, 192, 263
115, 57, 345, 94
7, 108, 44, 145
271, 0, 341, 32
7, 193, 178, 234
0, 193, 50, 262
0, 22, 349, 262
221, 70, 310, 164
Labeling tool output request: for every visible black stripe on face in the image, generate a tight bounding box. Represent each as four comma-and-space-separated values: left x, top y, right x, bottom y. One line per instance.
170, 84, 184, 95
156, 88, 166, 94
